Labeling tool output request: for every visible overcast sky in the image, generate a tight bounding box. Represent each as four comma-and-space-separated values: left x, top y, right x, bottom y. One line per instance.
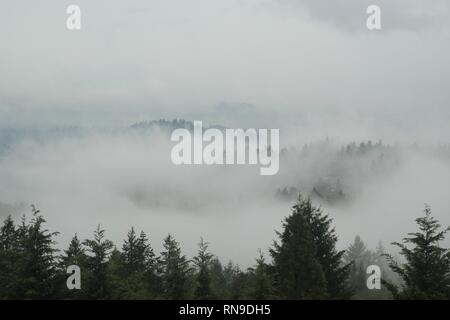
1, 1, 450, 265
1, 0, 450, 142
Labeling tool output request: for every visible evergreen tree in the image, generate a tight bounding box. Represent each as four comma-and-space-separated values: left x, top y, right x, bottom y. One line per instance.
370, 241, 395, 299
193, 237, 214, 299
209, 257, 227, 298
159, 234, 191, 299
112, 228, 158, 299
83, 225, 114, 299
247, 250, 274, 300
15, 206, 59, 299
108, 247, 135, 299
137, 230, 161, 297
345, 235, 371, 263
385, 206, 450, 299
59, 233, 87, 298
298, 196, 352, 298
0, 215, 20, 298
344, 237, 394, 300
0, 215, 18, 250
223, 262, 247, 299
62, 233, 85, 266
270, 197, 327, 299
344, 235, 372, 298
122, 228, 156, 274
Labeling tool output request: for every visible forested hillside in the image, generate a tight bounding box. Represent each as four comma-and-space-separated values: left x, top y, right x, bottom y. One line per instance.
1, 197, 449, 300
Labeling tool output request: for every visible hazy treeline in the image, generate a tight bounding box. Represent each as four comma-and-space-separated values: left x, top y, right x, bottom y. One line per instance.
278, 139, 450, 204
2, 120, 450, 213
0, 198, 449, 300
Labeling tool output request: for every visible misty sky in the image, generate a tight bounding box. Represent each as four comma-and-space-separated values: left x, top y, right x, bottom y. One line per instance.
1, 1, 450, 266
1, 0, 450, 143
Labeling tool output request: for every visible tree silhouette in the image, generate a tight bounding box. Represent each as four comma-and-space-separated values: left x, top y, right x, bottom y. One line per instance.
193, 237, 214, 299
384, 206, 450, 299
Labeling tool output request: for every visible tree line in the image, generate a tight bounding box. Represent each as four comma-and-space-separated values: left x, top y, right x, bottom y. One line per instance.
0, 198, 449, 300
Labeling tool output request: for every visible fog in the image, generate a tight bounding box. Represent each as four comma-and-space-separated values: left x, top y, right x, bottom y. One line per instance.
2, 1, 450, 138
1, 1, 450, 266
1, 128, 449, 266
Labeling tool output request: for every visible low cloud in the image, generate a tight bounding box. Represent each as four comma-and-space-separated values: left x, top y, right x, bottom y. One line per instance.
283, 0, 450, 32
1, 128, 450, 265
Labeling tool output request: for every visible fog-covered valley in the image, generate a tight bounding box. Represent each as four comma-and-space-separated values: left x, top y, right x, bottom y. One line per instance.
1, 120, 449, 267
2, 1, 450, 302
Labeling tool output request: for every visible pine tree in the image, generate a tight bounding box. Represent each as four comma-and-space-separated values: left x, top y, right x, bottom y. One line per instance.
193, 237, 214, 299
344, 235, 372, 298
209, 257, 227, 298
247, 250, 274, 299
0, 215, 20, 298
159, 234, 191, 299
59, 233, 87, 299
15, 206, 59, 299
122, 228, 156, 274
83, 225, 114, 299
62, 233, 85, 266
298, 196, 352, 298
223, 262, 247, 299
108, 247, 132, 299
370, 241, 395, 299
270, 197, 327, 299
113, 228, 158, 299
385, 206, 450, 299
0, 215, 17, 250
345, 235, 370, 263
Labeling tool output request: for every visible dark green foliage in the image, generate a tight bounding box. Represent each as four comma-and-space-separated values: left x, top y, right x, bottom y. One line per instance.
159, 234, 191, 299
83, 225, 114, 299
270, 197, 327, 299
246, 251, 275, 299
209, 257, 227, 298
58, 233, 87, 298
297, 197, 352, 299
224, 262, 248, 299
63, 234, 85, 265
110, 228, 159, 299
384, 206, 450, 299
0, 215, 21, 298
1, 208, 61, 299
1, 200, 449, 300
122, 228, 156, 274
15, 207, 59, 299
193, 238, 214, 299
271, 195, 352, 299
